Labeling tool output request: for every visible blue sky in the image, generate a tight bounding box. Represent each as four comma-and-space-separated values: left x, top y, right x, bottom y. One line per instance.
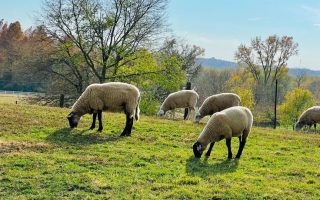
1, 0, 320, 69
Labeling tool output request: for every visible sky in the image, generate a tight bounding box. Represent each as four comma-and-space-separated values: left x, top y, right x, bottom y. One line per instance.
1, 0, 320, 69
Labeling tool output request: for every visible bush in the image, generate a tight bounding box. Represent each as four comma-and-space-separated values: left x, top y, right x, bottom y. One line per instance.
279, 88, 315, 127
139, 92, 160, 116
230, 87, 255, 110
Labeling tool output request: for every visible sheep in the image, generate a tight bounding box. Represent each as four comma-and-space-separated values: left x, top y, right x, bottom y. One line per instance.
193, 106, 253, 159
195, 93, 240, 123
67, 82, 140, 136
158, 90, 199, 120
295, 106, 320, 131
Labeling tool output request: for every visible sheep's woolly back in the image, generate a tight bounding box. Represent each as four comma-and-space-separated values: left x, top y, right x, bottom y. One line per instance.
297, 106, 320, 125
197, 106, 253, 147
71, 82, 140, 118
198, 93, 240, 117
160, 90, 199, 112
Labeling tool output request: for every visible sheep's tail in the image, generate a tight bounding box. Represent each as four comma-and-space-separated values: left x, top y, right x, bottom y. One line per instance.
135, 96, 141, 121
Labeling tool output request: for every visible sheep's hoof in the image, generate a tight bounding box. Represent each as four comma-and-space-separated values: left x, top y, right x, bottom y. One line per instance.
120, 132, 127, 137
205, 153, 211, 157
97, 128, 103, 132
120, 132, 131, 137
89, 127, 95, 130
235, 156, 241, 159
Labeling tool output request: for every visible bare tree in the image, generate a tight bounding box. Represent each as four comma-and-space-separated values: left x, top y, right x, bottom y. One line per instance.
41, 0, 168, 85
159, 38, 205, 80
295, 71, 307, 88
235, 35, 298, 86
193, 68, 232, 104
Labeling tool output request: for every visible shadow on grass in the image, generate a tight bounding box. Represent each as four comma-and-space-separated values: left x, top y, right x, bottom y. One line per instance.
186, 156, 239, 177
46, 128, 123, 146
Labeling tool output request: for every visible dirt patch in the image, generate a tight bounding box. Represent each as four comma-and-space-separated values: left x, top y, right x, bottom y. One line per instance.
0, 140, 52, 154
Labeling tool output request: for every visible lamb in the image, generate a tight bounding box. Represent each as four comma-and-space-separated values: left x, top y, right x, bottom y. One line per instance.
158, 90, 199, 120
67, 82, 140, 136
294, 106, 320, 131
195, 93, 241, 123
193, 106, 253, 159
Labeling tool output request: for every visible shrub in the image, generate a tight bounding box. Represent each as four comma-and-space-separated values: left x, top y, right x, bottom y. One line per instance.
278, 88, 315, 127
139, 91, 160, 116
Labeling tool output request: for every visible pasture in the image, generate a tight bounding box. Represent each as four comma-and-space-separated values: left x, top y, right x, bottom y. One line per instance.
0, 103, 319, 199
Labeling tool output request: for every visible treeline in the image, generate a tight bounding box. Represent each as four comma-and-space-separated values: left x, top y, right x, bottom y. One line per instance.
1, 0, 206, 97
1, 0, 319, 129
193, 67, 320, 128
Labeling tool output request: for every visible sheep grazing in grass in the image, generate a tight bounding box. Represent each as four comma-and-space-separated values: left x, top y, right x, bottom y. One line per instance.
195, 93, 240, 123
67, 82, 140, 136
193, 106, 253, 159
295, 106, 320, 131
158, 90, 199, 120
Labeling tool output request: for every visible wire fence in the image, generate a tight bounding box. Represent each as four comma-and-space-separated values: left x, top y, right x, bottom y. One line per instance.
0, 90, 45, 96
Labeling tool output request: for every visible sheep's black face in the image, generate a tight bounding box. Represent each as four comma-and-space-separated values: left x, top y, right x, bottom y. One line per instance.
294, 122, 303, 131
67, 112, 80, 128
158, 110, 165, 117
193, 141, 204, 158
194, 114, 202, 123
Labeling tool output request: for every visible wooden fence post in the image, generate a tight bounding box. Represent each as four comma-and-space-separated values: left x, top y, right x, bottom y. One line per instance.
273, 80, 278, 129
59, 94, 65, 108
184, 82, 191, 120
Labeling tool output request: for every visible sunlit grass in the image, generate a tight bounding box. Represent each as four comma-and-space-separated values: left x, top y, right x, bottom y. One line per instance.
0, 103, 319, 199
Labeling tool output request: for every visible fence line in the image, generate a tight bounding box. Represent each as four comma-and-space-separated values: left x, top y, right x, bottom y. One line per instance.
0, 90, 45, 96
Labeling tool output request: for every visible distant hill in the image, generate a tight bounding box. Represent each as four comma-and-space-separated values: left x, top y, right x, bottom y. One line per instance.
196, 57, 237, 69
287, 68, 320, 77
196, 57, 320, 77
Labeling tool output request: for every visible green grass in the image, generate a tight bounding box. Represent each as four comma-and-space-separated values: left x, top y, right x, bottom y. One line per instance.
0, 103, 319, 199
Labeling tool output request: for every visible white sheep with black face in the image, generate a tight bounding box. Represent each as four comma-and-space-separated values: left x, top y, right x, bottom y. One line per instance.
158, 90, 199, 120
193, 106, 253, 159
295, 106, 320, 131
67, 82, 140, 137
195, 93, 240, 123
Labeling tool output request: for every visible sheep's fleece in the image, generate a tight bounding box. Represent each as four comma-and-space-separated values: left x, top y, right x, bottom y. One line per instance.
71, 82, 140, 118
196, 93, 240, 121
197, 106, 253, 147
159, 90, 199, 114
295, 106, 320, 130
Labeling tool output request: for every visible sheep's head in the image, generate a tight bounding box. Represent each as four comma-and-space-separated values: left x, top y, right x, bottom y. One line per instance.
67, 112, 81, 128
194, 114, 202, 123
158, 109, 165, 117
294, 121, 304, 131
194, 108, 201, 123
193, 141, 204, 158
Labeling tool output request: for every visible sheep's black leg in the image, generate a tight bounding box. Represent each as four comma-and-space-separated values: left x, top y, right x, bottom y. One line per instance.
89, 113, 97, 130
183, 107, 188, 120
226, 138, 232, 159
314, 124, 316, 131
205, 142, 215, 157
121, 112, 133, 137
235, 136, 247, 159
97, 110, 103, 132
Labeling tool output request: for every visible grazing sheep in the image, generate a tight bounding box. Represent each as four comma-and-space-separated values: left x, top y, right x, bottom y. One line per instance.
195, 93, 240, 123
67, 82, 140, 136
158, 90, 199, 120
193, 106, 253, 159
295, 106, 320, 131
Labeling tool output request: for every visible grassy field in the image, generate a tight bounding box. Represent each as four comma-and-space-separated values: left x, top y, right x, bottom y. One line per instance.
0, 103, 319, 199
0, 94, 30, 104
0, 94, 18, 104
